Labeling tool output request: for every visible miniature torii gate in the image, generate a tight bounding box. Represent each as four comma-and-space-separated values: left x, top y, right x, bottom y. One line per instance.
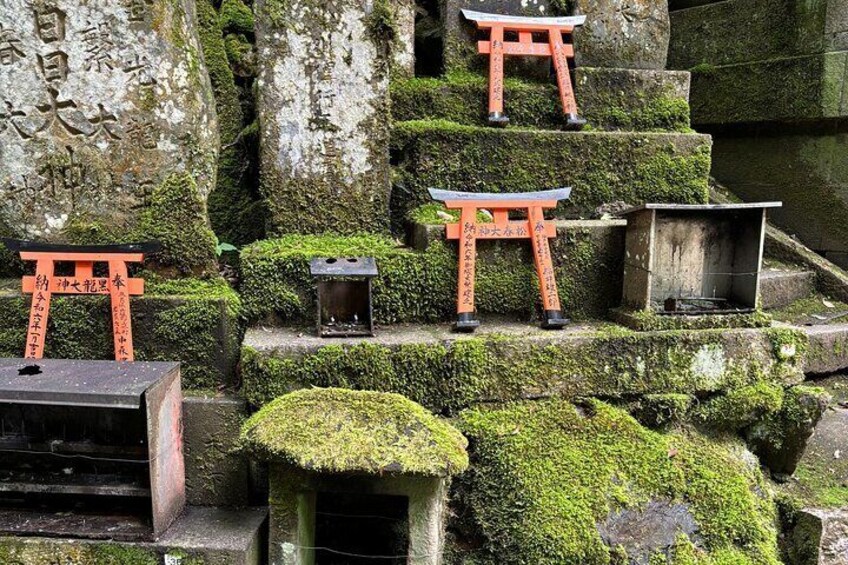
462, 9, 587, 128
3, 240, 160, 362
428, 187, 571, 331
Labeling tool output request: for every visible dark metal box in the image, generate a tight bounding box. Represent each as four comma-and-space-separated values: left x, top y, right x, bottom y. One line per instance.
0, 359, 184, 541
309, 257, 378, 337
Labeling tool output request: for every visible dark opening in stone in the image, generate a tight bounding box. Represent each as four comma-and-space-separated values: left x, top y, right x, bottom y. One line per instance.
314, 492, 410, 564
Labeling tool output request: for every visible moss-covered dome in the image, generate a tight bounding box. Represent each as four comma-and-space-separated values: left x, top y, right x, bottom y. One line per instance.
240, 388, 469, 476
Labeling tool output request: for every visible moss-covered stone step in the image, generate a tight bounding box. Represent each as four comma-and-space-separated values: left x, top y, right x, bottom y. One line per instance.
240, 227, 625, 325
0, 278, 242, 390
686, 53, 848, 126
0, 507, 267, 564
802, 322, 848, 374
668, 0, 844, 70
240, 321, 808, 411
390, 121, 712, 227
451, 398, 783, 564
391, 69, 692, 132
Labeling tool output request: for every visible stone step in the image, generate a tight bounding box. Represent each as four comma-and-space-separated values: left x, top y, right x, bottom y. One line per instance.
759, 268, 817, 310
391, 122, 712, 229
240, 321, 807, 411
240, 223, 626, 327
0, 278, 243, 391
391, 68, 691, 132
0, 506, 267, 564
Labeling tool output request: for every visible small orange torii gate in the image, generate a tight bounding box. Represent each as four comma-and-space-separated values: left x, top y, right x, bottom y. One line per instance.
3, 240, 160, 362
462, 9, 587, 128
429, 187, 571, 332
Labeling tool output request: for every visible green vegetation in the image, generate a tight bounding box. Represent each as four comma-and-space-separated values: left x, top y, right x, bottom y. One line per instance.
239, 229, 623, 323
612, 308, 772, 331
219, 0, 255, 34
0, 539, 159, 564
241, 326, 801, 411
453, 399, 781, 564
391, 120, 711, 227
241, 388, 468, 475
0, 277, 241, 390
695, 381, 785, 431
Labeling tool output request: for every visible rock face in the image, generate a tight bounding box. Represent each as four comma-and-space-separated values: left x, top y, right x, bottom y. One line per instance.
255, 0, 393, 235
573, 0, 671, 69
0, 0, 218, 239
598, 500, 700, 564
788, 509, 848, 565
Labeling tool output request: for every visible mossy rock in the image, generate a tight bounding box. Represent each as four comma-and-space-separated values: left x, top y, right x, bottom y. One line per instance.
0, 277, 242, 389
239, 227, 624, 324
451, 398, 781, 564
240, 325, 806, 411
241, 387, 469, 476
219, 0, 255, 34
391, 69, 692, 132
390, 120, 712, 229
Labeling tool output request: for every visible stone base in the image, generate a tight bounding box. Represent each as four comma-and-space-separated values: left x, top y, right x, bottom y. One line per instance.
609, 307, 771, 331
391, 68, 691, 132
760, 268, 816, 310
787, 508, 848, 565
0, 507, 267, 565
183, 394, 252, 507
391, 122, 712, 228
240, 321, 807, 410
0, 278, 243, 390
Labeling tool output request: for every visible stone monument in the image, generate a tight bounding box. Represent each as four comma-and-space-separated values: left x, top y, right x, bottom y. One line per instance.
0, 0, 218, 239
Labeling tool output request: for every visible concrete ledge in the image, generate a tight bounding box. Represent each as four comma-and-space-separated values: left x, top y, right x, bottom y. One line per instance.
240, 322, 807, 410
760, 269, 816, 310
804, 323, 848, 374
0, 506, 268, 565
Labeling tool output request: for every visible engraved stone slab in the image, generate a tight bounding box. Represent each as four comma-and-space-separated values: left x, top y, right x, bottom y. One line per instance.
0, 0, 218, 239
256, 0, 393, 235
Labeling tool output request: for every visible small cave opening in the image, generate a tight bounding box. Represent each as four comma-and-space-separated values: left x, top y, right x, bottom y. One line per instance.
314, 491, 410, 564
414, 0, 443, 76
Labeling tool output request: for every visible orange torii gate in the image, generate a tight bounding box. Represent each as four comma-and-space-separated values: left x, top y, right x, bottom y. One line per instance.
462, 9, 587, 128
429, 187, 571, 332
3, 240, 161, 362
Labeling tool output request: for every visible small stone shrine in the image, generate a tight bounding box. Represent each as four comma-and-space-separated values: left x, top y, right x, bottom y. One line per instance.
0, 0, 218, 239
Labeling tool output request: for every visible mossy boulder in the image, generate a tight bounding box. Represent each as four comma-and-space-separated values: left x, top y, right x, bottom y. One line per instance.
0, 277, 242, 390
451, 398, 781, 564
241, 388, 469, 476
391, 121, 712, 228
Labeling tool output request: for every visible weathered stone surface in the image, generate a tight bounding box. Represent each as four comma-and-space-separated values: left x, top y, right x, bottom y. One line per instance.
0, 0, 218, 239
390, 68, 691, 132
787, 508, 848, 565
391, 0, 416, 77
688, 53, 848, 126
710, 132, 848, 269
573, 0, 671, 69
255, 0, 393, 235
760, 269, 816, 310
183, 394, 250, 507
669, 0, 848, 69
598, 500, 699, 564
0, 507, 268, 564
391, 123, 712, 227
805, 324, 848, 375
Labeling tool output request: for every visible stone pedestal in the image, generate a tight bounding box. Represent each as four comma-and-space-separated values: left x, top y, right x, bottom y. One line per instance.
255, 0, 393, 235
0, 0, 218, 239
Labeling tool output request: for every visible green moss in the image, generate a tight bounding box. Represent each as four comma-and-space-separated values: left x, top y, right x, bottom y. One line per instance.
612, 308, 772, 331
695, 381, 785, 431
631, 393, 695, 428
391, 121, 711, 227
367, 0, 395, 41
453, 399, 780, 564
0, 277, 241, 389
136, 173, 218, 276
241, 326, 798, 411
0, 539, 159, 564
219, 0, 254, 34
587, 96, 691, 133
407, 203, 492, 225
688, 63, 717, 76
240, 228, 623, 323
241, 387, 468, 475
770, 294, 848, 325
